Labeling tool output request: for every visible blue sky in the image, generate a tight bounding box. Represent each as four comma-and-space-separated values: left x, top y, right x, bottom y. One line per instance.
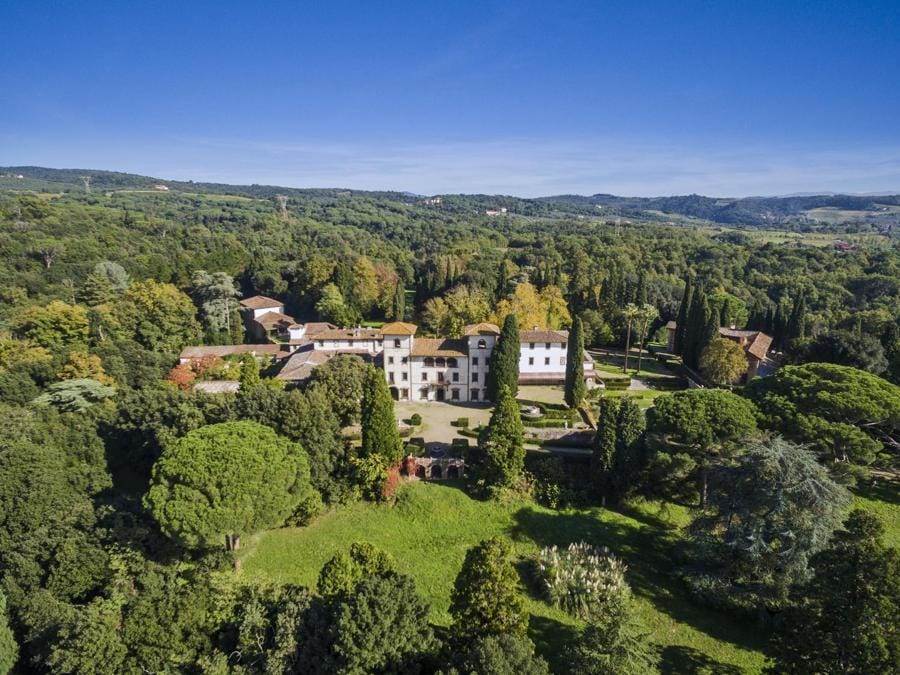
2, 1, 899, 196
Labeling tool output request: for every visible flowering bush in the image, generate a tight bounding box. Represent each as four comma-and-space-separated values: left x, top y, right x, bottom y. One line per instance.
535, 542, 630, 621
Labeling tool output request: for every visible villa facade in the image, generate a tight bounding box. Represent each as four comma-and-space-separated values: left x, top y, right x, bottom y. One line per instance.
181, 296, 595, 401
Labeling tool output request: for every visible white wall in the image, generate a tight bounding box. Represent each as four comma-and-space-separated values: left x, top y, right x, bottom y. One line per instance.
518, 340, 567, 375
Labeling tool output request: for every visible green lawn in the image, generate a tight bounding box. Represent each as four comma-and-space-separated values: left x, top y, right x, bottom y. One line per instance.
854, 481, 900, 549
239, 482, 767, 673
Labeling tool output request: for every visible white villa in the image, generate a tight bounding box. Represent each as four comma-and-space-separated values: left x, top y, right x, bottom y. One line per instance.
180, 296, 595, 402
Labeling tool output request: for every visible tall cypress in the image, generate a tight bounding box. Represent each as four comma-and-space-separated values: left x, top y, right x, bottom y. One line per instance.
591, 397, 620, 504
360, 367, 402, 465
635, 269, 648, 305
610, 398, 645, 502
683, 284, 708, 369
391, 282, 406, 321
674, 276, 693, 355
564, 316, 587, 408
786, 292, 806, 343
699, 301, 720, 360
477, 385, 526, 490
487, 314, 520, 401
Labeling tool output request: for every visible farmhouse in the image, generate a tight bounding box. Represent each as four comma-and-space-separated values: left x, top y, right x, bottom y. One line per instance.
665, 321, 773, 379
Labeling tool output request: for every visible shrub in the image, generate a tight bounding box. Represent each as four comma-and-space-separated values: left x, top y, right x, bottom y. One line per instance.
535, 542, 630, 621
455, 417, 470, 428
409, 413, 422, 426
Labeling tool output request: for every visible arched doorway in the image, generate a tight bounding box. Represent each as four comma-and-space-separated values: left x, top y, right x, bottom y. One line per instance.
389, 386, 399, 401
415, 465, 426, 479
431, 465, 443, 479
447, 465, 459, 479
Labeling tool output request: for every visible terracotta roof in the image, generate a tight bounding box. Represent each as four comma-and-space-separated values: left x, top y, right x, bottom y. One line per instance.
239, 295, 284, 310
253, 311, 296, 329
520, 329, 569, 343
745, 332, 773, 361
314, 328, 382, 341
410, 338, 468, 357
179, 344, 287, 360
381, 321, 418, 335
277, 348, 335, 381
303, 322, 338, 336
463, 322, 500, 336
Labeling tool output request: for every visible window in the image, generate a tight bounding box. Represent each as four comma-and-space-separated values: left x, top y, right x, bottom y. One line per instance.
452, 372, 459, 382
422, 372, 428, 381
451, 389, 460, 400
471, 372, 479, 382
438, 371, 444, 382
394, 339, 401, 348
447, 357, 458, 367
424, 357, 435, 367
544, 357, 550, 365
529, 342, 535, 349
560, 356, 567, 365
545, 342, 551, 349
477, 339, 487, 349
420, 388, 429, 400
388, 356, 394, 365
471, 388, 479, 401
435, 357, 446, 367
561, 342, 567, 350
389, 373, 395, 384
401, 356, 408, 364
528, 357, 534, 365
402, 372, 408, 381
472, 357, 479, 366
318, 340, 325, 347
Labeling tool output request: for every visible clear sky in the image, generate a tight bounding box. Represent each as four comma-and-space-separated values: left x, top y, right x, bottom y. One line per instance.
2, 1, 899, 196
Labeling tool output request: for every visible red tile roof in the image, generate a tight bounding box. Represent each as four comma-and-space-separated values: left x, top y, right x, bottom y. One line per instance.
239, 295, 284, 310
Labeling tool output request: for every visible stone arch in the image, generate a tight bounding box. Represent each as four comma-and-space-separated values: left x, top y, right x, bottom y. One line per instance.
447, 465, 460, 479
430, 464, 443, 479
415, 464, 426, 479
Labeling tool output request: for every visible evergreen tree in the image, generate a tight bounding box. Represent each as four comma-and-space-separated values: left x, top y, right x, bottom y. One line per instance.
698, 301, 720, 365
591, 397, 620, 504
391, 282, 406, 321
564, 316, 587, 408
360, 367, 402, 466
773, 302, 787, 350
477, 385, 525, 490
0, 590, 16, 675
450, 536, 528, 641
238, 353, 261, 390
610, 398, 645, 502
682, 285, 708, 369
487, 313, 520, 401
494, 258, 509, 303
785, 291, 806, 344
80, 272, 116, 307
766, 510, 900, 674
634, 269, 648, 305
673, 276, 693, 355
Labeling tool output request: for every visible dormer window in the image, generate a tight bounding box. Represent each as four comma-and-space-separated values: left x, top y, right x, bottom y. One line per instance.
394, 339, 401, 348
477, 339, 487, 349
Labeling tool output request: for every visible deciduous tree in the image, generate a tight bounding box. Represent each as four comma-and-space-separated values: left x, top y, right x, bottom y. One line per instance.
699, 337, 747, 386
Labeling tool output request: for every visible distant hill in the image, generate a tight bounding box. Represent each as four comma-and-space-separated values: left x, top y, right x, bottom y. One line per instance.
540, 192, 900, 227
2, 165, 898, 229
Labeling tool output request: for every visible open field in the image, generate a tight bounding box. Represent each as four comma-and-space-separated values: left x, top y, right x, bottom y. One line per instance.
239, 482, 768, 673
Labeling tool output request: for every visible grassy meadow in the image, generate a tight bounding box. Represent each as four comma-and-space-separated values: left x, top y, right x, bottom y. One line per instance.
239, 481, 768, 673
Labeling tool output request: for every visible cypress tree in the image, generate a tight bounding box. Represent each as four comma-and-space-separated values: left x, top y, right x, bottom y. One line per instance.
773, 303, 787, 350
360, 367, 403, 465
391, 282, 406, 321
786, 292, 806, 343
494, 258, 509, 303
564, 317, 587, 408
238, 353, 261, 390
682, 285, 708, 369
610, 398, 645, 502
591, 397, 620, 504
699, 301, 720, 363
477, 385, 525, 490
487, 313, 520, 401
673, 276, 693, 355
635, 269, 648, 305
450, 536, 528, 641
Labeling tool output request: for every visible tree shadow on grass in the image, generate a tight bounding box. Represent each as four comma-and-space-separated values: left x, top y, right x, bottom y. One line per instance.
528, 614, 580, 675
511, 505, 767, 658
659, 645, 745, 674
